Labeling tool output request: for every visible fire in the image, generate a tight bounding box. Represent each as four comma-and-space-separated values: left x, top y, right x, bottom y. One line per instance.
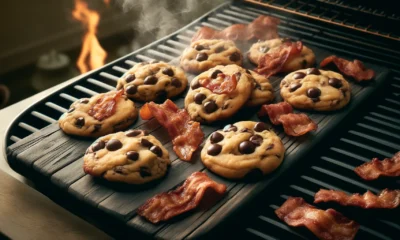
72, 0, 109, 73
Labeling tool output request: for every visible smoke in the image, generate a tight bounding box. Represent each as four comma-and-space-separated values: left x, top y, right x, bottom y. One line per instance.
116, 0, 225, 50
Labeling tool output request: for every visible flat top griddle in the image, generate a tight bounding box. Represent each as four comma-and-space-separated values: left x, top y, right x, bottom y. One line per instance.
4, 2, 398, 239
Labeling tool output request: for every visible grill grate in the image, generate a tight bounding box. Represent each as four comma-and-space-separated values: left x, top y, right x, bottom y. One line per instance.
4, 2, 400, 239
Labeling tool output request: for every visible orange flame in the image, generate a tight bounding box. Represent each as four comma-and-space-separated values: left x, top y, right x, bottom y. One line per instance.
72, 0, 109, 73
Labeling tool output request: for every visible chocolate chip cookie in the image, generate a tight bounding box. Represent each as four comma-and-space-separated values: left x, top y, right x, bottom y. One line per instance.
185, 65, 252, 123
116, 61, 188, 102
280, 68, 351, 111
59, 90, 137, 137
201, 121, 285, 179
248, 38, 315, 72
180, 39, 243, 73
84, 130, 170, 184
245, 70, 274, 107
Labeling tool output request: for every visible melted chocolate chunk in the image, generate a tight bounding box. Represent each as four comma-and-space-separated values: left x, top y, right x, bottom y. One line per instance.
126, 85, 137, 95
68, 108, 75, 113
106, 139, 122, 151
92, 140, 105, 152
293, 72, 306, 79
144, 76, 158, 85
141, 138, 153, 148
328, 78, 343, 88
207, 144, 222, 156
211, 70, 223, 79
126, 151, 139, 161
171, 77, 182, 88
229, 52, 241, 62
204, 101, 218, 113
140, 167, 152, 177
307, 87, 321, 99
194, 93, 206, 104
210, 132, 224, 143
223, 124, 237, 132
254, 122, 267, 132
249, 135, 263, 146
259, 46, 269, 53
75, 117, 85, 128
191, 79, 201, 89
289, 83, 302, 92
196, 52, 208, 62
215, 46, 225, 53
125, 74, 135, 83
162, 68, 174, 76
126, 129, 142, 137
306, 68, 321, 75
79, 99, 89, 104
195, 44, 205, 51
239, 141, 256, 154
150, 145, 163, 157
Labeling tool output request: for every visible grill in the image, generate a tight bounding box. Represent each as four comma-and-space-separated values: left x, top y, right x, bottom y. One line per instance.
4, 1, 400, 239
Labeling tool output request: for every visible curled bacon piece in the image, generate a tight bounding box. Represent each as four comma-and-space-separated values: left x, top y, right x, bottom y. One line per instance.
137, 172, 227, 223
88, 90, 123, 121
258, 102, 317, 136
256, 41, 303, 77
199, 73, 237, 94
354, 152, 400, 180
314, 189, 400, 209
320, 55, 375, 82
276, 197, 359, 240
192, 15, 280, 42
139, 100, 204, 161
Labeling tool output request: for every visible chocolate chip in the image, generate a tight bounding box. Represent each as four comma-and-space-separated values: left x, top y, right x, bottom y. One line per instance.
125, 74, 135, 83
223, 124, 237, 132
141, 138, 153, 148
92, 140, 105, 152
211, 70, 223, 79
240, 128, 251, 133
191, 79, 201, 89
194, 93, 206, 104
68, 108, 75, 113
75, 117, 85, 128
195, 44, 205, 51
204, 101, 218, 113
93, 124, 102, 133
162, 68, 174, 76
155, 90, 167, 102
293, 72, 306, 79
307, 68, 321, 75
126, 130, 142, 137
144, 76, 158, 85
215, 46, 225, 53
126, 151, 139, 161
196, 52, 208, 61
150, 145, 163, 157
307, 87, 321, 99
106, 139, 122, 151
210, 132, 224, 143
328, 78, 343, 88
259, 46, 269, 53
266, 143, 274, 150
126, 85, 137, 94
239, 141, 256, 154
254, 122, 267, 132
171, 77, 182, 88
249, 135, 263, 146
229, 52, 241, 62
289, 83, 302, 92
79, 99, 89, 104
140, 167, 151, 177
207, 144, 222, 156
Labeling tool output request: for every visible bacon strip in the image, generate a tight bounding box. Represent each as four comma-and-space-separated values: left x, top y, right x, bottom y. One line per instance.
192, 15, 280, 42
199, 73, 237, 94
320, 55, 375, 82
314, 189, 400, 209
276, 197, 359, 240
354, 152, 400, 180
258, 102, 317, 136
88, 90, 123, 121
256, 41, 303, 77
139, 100, 204, 161
137, 172, 227, 223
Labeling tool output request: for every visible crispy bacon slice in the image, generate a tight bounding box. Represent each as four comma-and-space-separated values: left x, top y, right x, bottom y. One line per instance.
192, 15, 280, 42
199, 73, 237, 94
256, 41, 303, 77
139, 100, 204, 161
354, 152, 400, 180
320, 55, 375, 82
276, 197, 359, 240
314, 189, 400, 209
137, 172, 227, 223
88, 90, 123, 121
278, 113, 318, 137
259, 102, 293, 125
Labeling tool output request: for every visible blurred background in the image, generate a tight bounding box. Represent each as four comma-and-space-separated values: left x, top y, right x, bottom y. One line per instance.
0, 0, 224, 109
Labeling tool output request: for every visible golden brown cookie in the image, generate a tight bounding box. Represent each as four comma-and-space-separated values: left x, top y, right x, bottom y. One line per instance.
245, 70, 274, 107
